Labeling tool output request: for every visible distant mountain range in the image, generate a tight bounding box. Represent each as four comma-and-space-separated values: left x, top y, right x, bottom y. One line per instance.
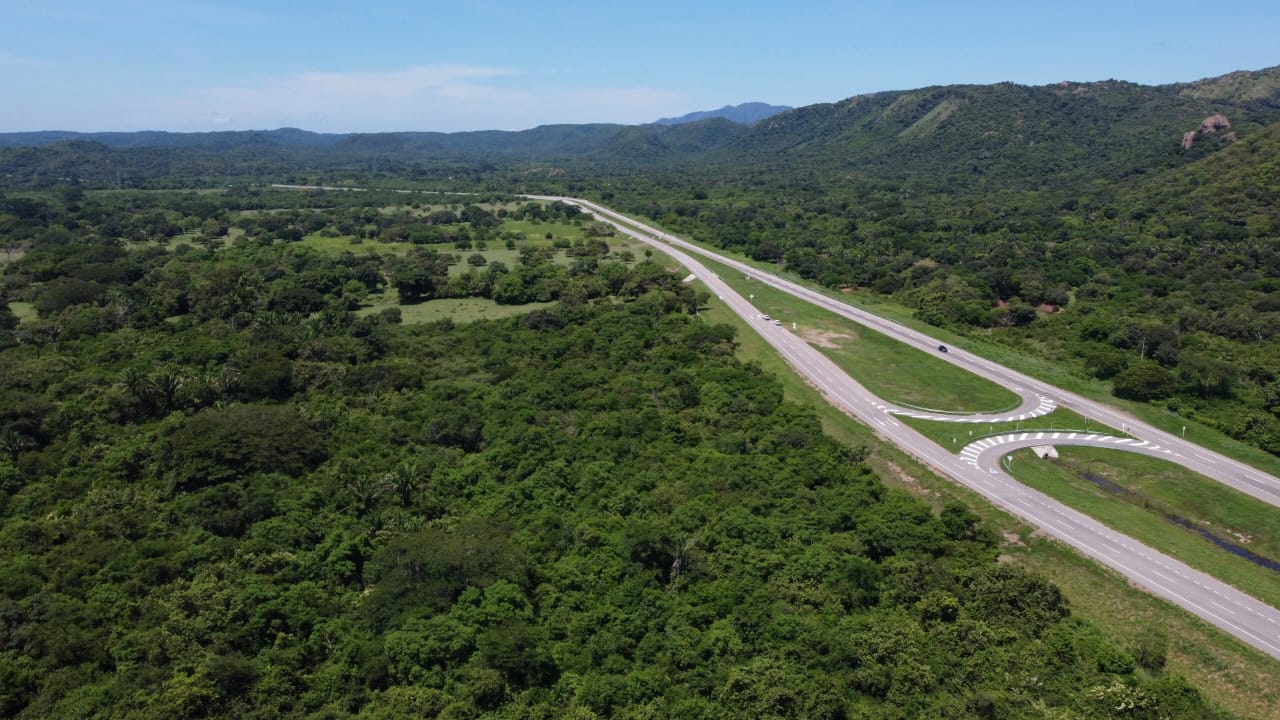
0, 102, 792, 152
3, 66, 1279, 191
655, 102, 792, 126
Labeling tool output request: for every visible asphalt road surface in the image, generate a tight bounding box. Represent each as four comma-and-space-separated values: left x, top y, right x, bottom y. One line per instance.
563, 197, 1280, 510
534, 195, 1280, 661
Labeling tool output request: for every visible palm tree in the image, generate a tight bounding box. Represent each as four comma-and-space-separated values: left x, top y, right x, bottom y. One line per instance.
0, 429, 34, 460
115, 367, 149, 402
668, 533, 699, 586
148, 369, 186, 412
342, 473, 385, 518
210, 366, 242, 399
385, 460, 426, 508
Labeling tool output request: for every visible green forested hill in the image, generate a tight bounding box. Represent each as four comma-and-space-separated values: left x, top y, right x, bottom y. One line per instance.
4, 66, 1277, 191
0, 192, 1228, 718
724, 77, 1264, 188
669, 66, 1280, 188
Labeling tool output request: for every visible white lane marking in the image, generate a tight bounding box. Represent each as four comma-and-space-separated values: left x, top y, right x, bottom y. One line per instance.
580, 198, 1280, 659
1210, 601, 1237, 616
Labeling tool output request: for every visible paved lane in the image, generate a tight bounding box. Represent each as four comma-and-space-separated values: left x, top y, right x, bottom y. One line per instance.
537, 195, 1280, 661
561, 196, 1280, 511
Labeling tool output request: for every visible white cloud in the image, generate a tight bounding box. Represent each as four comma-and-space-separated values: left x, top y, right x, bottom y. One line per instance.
140, 64, 687, 133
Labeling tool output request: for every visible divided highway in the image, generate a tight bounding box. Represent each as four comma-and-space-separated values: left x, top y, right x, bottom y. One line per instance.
565, 197, 1280, 511
536, 195, 1280, 662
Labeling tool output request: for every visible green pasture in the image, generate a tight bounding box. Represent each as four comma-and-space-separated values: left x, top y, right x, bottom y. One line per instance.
8, 301, 36, 325
1, 248, 25, 267
296, 233, 416, 256
357, 291, 555, 325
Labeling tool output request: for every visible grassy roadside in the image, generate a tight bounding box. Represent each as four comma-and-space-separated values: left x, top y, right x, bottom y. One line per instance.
696, 291, 1280, 720
1049, 446, 1280, 565
890, 395, 1280, 610
694, 255, 1019, 412
607, 209, 1280, 481
1006, 447, 1280, 610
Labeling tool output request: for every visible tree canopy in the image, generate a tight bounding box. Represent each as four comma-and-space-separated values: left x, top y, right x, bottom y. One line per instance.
0, 190, 1229, 717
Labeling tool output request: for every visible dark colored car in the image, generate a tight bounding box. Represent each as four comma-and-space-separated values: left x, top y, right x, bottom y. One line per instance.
937, 345, 948, 353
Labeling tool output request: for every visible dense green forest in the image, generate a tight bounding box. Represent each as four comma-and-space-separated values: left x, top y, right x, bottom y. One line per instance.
0, 191, 1227, 718
4, 68, 1280, 458
4, 66, 1280, 717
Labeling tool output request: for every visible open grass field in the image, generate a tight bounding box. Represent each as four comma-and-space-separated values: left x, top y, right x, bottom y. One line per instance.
1008, 447, 1280, 612
446, 248, 520, 276
356, 291, 554, 325
7, 301, 36, 325
296, 233, 416, 256
695, 255, 1019, 412
371, 200, 524, 216
291, 209, 631, 271
499, 218, 608, 245
899, 407, 1121, 451
695, 289, 1280, 720
1, 248, 25, 267
122, 232, 207, 253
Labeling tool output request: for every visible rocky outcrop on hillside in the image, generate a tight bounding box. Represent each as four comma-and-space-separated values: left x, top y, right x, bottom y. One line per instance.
1182, 114, 1233, 150
1200, 114, 1232, 133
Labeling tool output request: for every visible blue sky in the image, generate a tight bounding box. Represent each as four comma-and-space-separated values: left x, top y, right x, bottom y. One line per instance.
2, 0, 1277, 133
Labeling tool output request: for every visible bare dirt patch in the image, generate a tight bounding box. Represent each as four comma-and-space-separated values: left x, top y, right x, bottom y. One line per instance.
884, 461, 937, 496
1028, 528, 1054, 542
800, 328, 853, 349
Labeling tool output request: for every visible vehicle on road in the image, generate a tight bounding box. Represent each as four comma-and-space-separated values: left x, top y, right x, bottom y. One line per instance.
937, 345, 948, 353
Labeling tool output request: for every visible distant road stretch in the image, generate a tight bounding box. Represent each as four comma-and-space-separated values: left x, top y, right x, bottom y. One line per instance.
532, 195, 1280, 661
